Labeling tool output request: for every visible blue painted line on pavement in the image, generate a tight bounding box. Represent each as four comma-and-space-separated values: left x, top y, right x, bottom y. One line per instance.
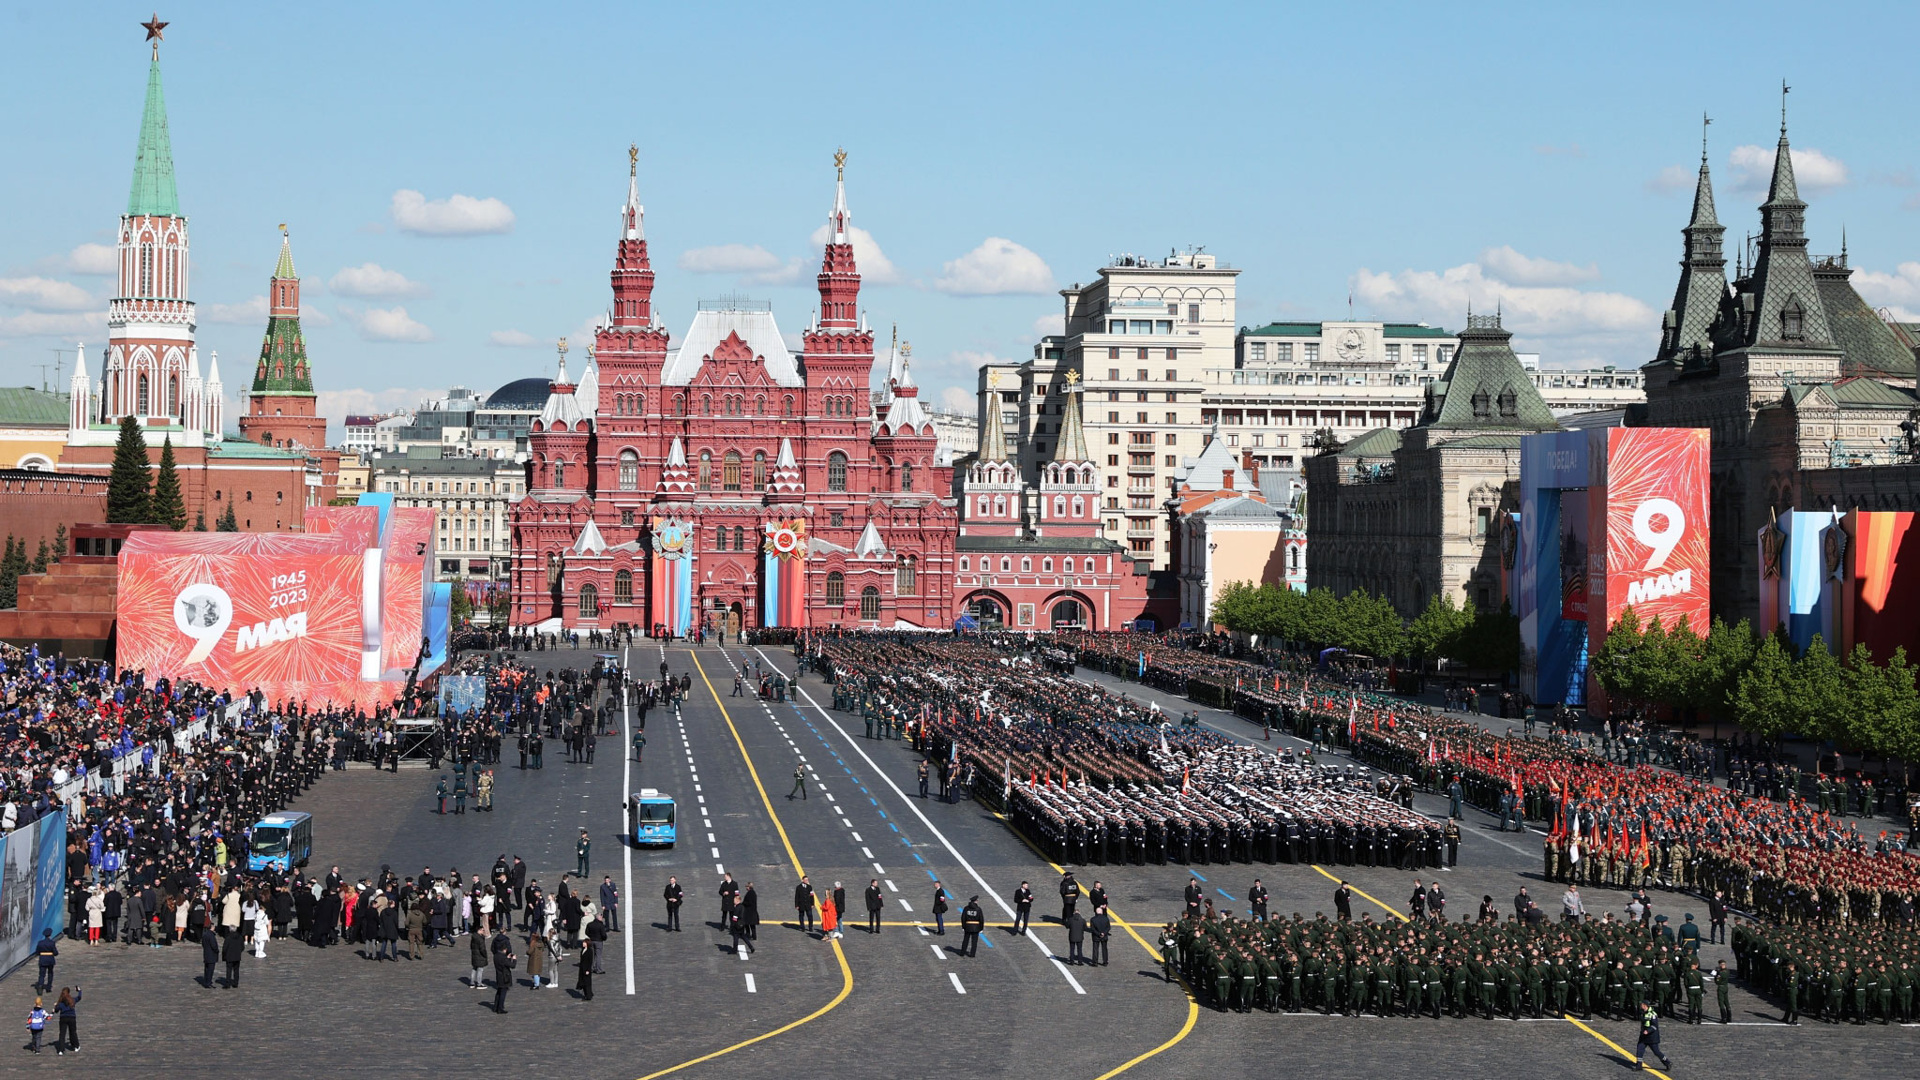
1217, 890, 1235, 901
926, 869, 938, 881
983, 935, 995, 949
912, 853, 924, 863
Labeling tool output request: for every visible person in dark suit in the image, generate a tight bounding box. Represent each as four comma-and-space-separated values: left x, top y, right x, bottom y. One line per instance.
1065, 910, 1088, 965
491, 932, 517, 1014
662, 877, 683, 931
1089, 906, 1112, 966
864, 880, 884, 934
200, 926, 219, 988
1012, 881, 1034, 934
221, 927, 244, 988
576, 940, 596, 1000
1334, 882, 1353, 921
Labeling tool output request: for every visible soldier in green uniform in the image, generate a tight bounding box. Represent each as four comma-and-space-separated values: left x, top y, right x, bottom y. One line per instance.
1683, 959, 1705, 1024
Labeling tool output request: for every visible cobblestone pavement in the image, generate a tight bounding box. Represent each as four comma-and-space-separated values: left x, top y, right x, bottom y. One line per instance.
7, 641, 1914, 1079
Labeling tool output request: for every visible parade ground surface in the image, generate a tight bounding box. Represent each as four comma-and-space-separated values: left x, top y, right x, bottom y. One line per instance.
17, 642, 1916, 1079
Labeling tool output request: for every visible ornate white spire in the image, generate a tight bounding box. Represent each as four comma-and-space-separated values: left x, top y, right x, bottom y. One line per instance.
829, 147, 850, 244
623, 143, 644, 241
203, 350, 224, 436
68, 342, 90, 433
668, 436, 687, 467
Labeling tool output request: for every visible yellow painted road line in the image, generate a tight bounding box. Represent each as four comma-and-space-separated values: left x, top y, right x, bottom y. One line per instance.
1564, 1015, 1673, 1080
988, 808, 1203, 1077
628, 653, 854, 1080
1309, 864, 1409, 922
1307, 865, 1667, 1076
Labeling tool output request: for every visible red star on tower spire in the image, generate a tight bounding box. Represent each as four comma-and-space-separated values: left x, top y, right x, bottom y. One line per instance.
141, 13, 168, 59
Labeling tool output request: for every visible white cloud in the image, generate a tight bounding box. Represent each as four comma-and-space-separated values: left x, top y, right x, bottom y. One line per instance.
1727, 144, 1849, 192
202, 296, 269, 325
1351, 257, 1657, 366
677, 243, 804, 286
934, 238, 1055, 296
807, 223, 900, 285
1647, 165, 1695, 194
65, 243, 117, 275
317, 387, 439, 421
328, 262, 429, 299
938, 386, 978, 413
1033, 312, 1066, 339
488, 329, 541, 348
390, 189, 516, 236
0, 276, 94, 311
0, 311, 105, 339
1478, 245, 1600, 286
1853, 262, 1920, 320
347, 305, 434, 343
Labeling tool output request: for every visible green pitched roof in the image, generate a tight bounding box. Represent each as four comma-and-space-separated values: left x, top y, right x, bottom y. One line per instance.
1828, 377, 1915, 409
252, 312, 315, 394
209, 437, 304, 460
1334, 427, 1402, 458
1815, 268, 1917, 379
1381, 323, 1452, 338
274, 236, 297, 280
0, 387, 69, 426
1419, 317, 1558, 432
127, 58, 181, 218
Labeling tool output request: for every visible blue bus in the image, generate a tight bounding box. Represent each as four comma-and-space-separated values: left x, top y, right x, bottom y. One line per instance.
247, 811, 313, 872
628, 789, 676, 847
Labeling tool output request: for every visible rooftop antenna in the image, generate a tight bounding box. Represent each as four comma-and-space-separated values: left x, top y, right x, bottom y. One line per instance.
46, 346, 70, 391
34, 362, 54, 393
1701, 111, 1712, 165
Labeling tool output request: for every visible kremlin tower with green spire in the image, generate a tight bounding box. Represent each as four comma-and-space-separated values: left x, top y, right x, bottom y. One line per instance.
238, 228, 326, 451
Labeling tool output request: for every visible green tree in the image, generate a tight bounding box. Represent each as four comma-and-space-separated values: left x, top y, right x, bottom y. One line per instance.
1335, 589, 1403, 659
1406, 592, 1471, 665
0, 537, 19, 608
1792, 635, 1848, 744
50, 524, 66, 564
1694, 617, 1758, 724
1841, 643, 1918, 762
1733, 631, 1796, 739
1591, 607, 1645, 704
217, 500, 239, 532
193, 510, 207, 532
150, 436, 186, 530
1457, 599, 1521, 673
450, 576, 473, 625
104, 415, 152, 524
29, 539, 49, 574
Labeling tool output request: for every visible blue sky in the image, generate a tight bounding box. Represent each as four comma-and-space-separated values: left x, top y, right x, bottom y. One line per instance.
4, 2, 1919, 437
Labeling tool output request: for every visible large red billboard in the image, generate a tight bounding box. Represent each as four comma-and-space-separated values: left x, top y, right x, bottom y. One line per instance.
1591, 427, 1711, 637
115, 504, 444, 711
1844, 511, 1920, 663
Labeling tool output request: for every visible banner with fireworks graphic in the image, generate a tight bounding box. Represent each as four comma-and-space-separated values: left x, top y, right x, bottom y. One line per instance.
115, 500, 446, 711
761, 518, 809, 628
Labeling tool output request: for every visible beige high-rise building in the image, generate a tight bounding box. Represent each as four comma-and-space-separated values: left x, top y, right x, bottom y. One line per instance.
980, 251, 1240, 571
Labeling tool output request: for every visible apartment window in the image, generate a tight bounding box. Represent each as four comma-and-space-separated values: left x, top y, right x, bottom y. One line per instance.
827, 451, 848, 491
826, 572, 845, 605
1226, 434, 1238, 447
1136, 412, 1149, 423
1130, 452, 1153, 467
1136, 391, 1148, 403
1413, 344, 1428, 364
1107, 454, 1118, 466
1249, 342, 1266, 362
621, 508, 635, 527
859, 586, 881, 621
829, 511, 844, 528
1166, 392, 1178, 403
1164, 433, 1177, 445
1165, 412, 1178, 424
1437, 346, 1452, 365
1304, 343, 1320, 362
1252, 434, 1264, 447
1108, 411, 1120, 423
1108, 432, 1119, 444
1475, 506, 1492, 538
1386, 344, 1401, 363
618, 449, 638, 490
1130, 537, 1155, 554
1277, 434, 1289, 448
1164, 454, 1177, 467
1136, 347, 1149, 360
1187, 304, 1200, 324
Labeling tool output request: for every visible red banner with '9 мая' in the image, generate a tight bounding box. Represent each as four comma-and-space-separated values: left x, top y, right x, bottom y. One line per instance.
1591, 427, 1710, 636
115, 531, 367, 691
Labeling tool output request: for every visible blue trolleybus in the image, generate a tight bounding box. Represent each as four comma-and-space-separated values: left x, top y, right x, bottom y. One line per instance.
629, 789, 676, 847
247, 811, 313, 872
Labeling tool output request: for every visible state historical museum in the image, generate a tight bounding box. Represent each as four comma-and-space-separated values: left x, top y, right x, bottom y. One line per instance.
510, 153, 955, 635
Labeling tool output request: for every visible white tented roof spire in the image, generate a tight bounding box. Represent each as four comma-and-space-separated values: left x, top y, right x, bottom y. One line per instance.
623, 143, 644, 241
776, 437, 796, 468
668, 436, 687, 467
854, 519, 887, 558
829, 147, 851, 244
